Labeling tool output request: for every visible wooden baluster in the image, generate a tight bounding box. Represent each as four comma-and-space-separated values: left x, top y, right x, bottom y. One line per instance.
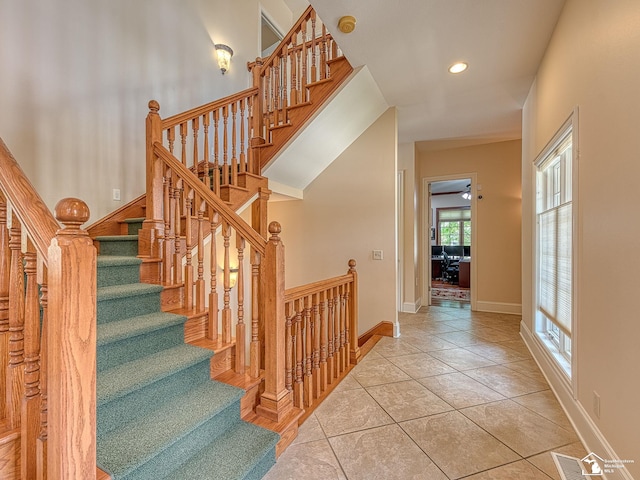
311, 11, 317, 83
303, 295, 313, 407
222, 106, 229, 186
213, 110, 220, 195
183, 189, 194, 309
321, 25, 328, 80
294, 301, 303, 408
239, 99, 246, 174
195, 200, 205, 312
21, 238, 40, 479
256, 223, 292, 422
207, 213, 219, 340
301, 20, 308, 102
37, 268, 48, 480
235, 235, 245, 373
326, 287, 335, 384
291, 37, 298, 106
312, 293, 321, 398
281, 50, 288, 120
340, 284, 347, 373
172, 179, 183, 284
162, 172, 173, 283
47, 198, 96, 479
231, 102, 238, 186
332, 36, 338, 60
343, 284, 351, 371
284, 302, 294, 392
273, 55, 281, 126
222, 221, 231, 343
180, 122, 188, 167
333, 287, 340, 377
319, 290, 328, 393
191, 116, 199, 173
7, 213, 24, 428
249, 251, 261, 378
0, 194, 9, 422
203, 113, 210, 188
348, 260, 361, 364
167, 127, 175, 155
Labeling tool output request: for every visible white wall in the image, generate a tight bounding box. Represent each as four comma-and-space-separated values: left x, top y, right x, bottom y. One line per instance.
268, 108, 398, 335
521, 0, 640, 476
0, 0, 293, 222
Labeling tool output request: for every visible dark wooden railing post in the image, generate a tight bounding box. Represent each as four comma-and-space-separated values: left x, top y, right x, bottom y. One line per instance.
348, 259, 361, 365
140, 100, 165, 282
256, 222, 293, 422
47, 198, 97, 480
0, 192, 10, 422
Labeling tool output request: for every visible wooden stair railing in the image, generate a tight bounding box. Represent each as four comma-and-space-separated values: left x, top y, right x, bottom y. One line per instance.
0, 138, 97, 480
283, 260, 361, 413
149, 142, 293, 422
248, 5, 353, 170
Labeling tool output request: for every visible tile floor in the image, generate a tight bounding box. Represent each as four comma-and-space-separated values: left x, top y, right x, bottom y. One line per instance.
263, 305, 587, 480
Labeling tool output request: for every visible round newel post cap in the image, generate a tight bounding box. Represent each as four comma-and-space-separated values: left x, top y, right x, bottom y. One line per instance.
348, 259, 357, 272
268, 221, 282, 241
55, 198, 90, 231
148, 100, 160, 114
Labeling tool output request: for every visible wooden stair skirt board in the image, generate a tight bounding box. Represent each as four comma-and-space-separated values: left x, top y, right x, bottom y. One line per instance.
358, 321, 394, 347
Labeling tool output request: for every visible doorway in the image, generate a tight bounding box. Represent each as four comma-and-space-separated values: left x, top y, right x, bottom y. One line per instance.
261, 12, 284, 58
423, 174, 477, 310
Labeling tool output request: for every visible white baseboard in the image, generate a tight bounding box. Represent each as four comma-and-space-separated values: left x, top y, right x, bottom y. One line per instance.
475, 301, 522, 315
401, 298, 422, 314
520, 323, 634, 480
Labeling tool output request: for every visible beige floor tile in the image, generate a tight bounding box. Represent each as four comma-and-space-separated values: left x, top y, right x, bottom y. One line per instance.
471, 326, 519, 343
387, 352, 456, 378
418, 372, 505, 409
356, 349, 384, 364
350, 357, 411, 387
314, 388, 394, 437
464, 343, 529, 364
435, 331, 488, 346
329, 424, 448, 480
496, 339, 532, 356
366, 379, 453, 422
464, 365, 548, 397
400, 334, 459, 352
371, 337, 423, 358
332, 372, 363, 392
463, 459, 553, 479
292, 414, 326, 445
461, 400, 578, 457
528, 442, 588, 480
502, 359, 547, 383
263, 439, 346, 480
400, 411, 520, 479
512, 390, 574, 430
428, 347, 497, 371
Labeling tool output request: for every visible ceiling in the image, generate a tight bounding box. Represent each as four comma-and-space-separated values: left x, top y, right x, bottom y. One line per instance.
285, 0, 566, 149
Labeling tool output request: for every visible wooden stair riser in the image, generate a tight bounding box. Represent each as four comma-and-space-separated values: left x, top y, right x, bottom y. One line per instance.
0, 428, 20, 480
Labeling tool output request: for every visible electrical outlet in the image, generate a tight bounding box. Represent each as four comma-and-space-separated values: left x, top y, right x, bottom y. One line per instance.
593, 391, 601, 419
372, 250, 383, 260
112, 189, 121, 201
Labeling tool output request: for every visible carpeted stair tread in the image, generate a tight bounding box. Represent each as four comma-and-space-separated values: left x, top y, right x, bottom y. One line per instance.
97, 344, 212, 406
97, 255, 143, 267
97, 380, 245, 479
123, 217, 145, 223
98, 282, 164, 301
98, 312, 186, 347
163, 421, 279, 480
96, 234, 140, 242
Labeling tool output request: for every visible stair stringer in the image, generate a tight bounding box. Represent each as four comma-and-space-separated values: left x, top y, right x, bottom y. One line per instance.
262, 65, 389, 196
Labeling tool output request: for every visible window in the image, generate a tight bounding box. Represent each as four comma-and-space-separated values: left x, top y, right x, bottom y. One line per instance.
437, 207, 471, 245
535, 115, 576, 379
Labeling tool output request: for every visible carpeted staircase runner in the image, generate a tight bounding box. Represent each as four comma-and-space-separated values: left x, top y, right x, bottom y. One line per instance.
95, 219, 278, 480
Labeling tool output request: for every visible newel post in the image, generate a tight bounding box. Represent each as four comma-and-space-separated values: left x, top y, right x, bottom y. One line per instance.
256, 222, 293, 422
348, 259, 361, 365
140, 100, 164, 274
47, 198, 97, 480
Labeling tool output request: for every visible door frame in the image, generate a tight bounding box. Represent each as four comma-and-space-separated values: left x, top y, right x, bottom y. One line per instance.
422, 173, 478, 310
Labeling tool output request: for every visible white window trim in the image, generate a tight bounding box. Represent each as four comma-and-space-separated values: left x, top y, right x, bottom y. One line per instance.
533, 107, 579, 396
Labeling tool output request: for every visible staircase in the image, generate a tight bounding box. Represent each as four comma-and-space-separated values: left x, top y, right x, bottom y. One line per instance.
95, 220, 278, 479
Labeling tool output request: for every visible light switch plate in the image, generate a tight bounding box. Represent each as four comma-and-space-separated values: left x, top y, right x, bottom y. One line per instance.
372, 250, 383, 260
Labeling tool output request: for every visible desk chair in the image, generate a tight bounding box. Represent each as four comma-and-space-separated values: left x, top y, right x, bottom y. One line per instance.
442, 251, 459, 284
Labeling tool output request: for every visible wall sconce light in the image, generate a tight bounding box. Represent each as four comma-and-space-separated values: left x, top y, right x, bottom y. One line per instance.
215, 44, 233, 74
229, 267, 239, 288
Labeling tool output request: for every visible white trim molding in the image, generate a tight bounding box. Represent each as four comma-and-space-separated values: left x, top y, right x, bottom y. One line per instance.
520, 322, 634, 480
475, 301, 522, 315
402, 298, 422, 314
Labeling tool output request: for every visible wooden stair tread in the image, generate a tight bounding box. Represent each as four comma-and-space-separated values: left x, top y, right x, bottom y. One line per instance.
188, 336, 236, 353
215, 368, 263, 391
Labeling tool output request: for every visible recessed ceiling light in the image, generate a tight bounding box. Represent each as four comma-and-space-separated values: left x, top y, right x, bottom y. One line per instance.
448, 62, 468, 74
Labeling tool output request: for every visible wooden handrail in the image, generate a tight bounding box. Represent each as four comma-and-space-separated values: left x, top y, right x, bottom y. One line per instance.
285, 273, 353, 302
161, 87, 259, 130
0, 139, 59, 262
152, 143, 267, 255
